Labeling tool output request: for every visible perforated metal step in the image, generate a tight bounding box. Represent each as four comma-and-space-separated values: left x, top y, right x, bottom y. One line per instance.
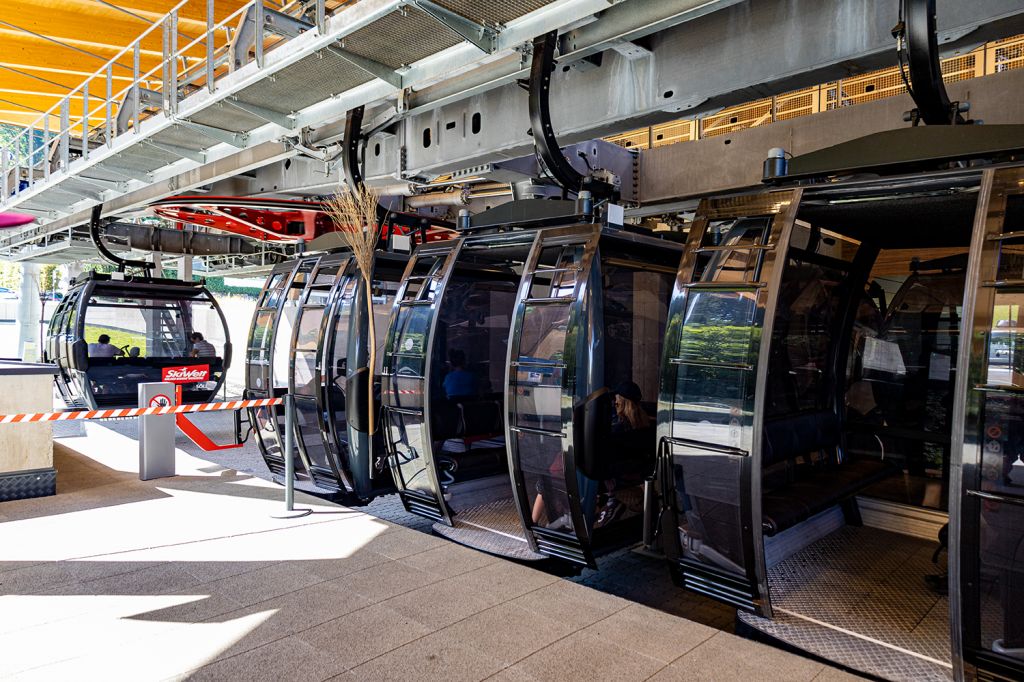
739, 526, 952, 681
433, 496, 546, 561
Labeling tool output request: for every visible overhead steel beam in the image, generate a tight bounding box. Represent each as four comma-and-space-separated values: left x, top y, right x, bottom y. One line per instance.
364, 0, 1024, 181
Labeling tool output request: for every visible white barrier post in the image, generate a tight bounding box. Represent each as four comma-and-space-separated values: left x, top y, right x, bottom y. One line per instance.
138, 382, 176, 480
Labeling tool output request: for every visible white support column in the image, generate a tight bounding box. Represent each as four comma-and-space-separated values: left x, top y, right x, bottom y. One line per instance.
16, 263, 42, 361
178, 256, 193, 282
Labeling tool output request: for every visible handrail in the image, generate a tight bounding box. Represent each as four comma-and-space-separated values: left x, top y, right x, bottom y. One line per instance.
2, 0, 332, 204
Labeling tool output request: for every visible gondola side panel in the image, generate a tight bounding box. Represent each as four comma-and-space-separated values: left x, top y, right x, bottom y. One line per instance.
656, 190, 801, 617
952, 166, 1024, 681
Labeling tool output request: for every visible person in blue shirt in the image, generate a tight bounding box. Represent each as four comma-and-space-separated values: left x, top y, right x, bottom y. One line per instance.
443, 349, 477, 399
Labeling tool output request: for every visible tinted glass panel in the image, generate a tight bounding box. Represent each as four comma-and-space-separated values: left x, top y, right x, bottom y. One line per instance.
979, 392, 1024, 499
765, 260, 844, 417
250, 311, 273, 349
273, 301, 298, 389
672, 365, 753, 451
262, 273, 284, 307
530, 245, 584, 298
987, 292, 1024, 389
678, 289, 758, 366
295, 396, 330, 470
849, 254, 967, 511
296, 306, 323, 352
83, 296, 223, 360
293, 350, 317, 396
673, 452, 749, 570
974, 497, 1024, 661
518, 431, 574, 532
514, 366, 563, 431
388, 411, 434, 495
517, 304, 569, 365
702, 216, 771, 249
394, 305, 432, 362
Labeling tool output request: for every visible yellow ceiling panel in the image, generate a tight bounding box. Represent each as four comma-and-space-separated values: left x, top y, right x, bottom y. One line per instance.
0, 0, 252, 127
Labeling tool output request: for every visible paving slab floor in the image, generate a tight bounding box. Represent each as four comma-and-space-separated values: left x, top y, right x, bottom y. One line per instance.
0, 422, 862, 680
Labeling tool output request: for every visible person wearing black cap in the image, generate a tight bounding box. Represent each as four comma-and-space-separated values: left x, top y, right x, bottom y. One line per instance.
595, 380, 652, 528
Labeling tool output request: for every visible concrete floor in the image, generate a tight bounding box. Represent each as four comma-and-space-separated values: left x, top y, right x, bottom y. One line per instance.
0, 423, 862, 681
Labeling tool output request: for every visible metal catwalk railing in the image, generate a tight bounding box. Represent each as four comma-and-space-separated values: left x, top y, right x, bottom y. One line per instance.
0, 0, 350, 205
607, 34, 1024, 150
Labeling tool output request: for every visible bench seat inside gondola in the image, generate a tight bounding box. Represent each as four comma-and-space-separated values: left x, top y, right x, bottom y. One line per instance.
432, 395, 506, 477
761, 411, 897, 536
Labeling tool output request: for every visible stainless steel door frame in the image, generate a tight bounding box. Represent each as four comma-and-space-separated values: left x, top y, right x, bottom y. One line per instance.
381, 239, 464, 523
319, 257, 362, 494
505, 224, 602, 567
950, 165, 1024, 681
246, 260, 307, 478
286, 255, 325, 484
656, 189, 801, 617
288, 254, 365, 492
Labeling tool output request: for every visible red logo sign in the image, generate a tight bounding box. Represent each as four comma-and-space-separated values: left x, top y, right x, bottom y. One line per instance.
162, 365, 210, 383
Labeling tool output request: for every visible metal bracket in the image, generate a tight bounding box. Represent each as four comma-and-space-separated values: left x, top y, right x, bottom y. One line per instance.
50, 185, 104, 202
528, 31, 587, 196
326, 46, 404, 89
70, 175, 126, 191
405, 0, 498, 53
98, 163, 152, 182
223, 98, 297, 129
896, 0, 967, 125
179, 120, 248, 148
140, 139, 207, 164
262, 7, 314, 39
116, 86, 163, 135
341, 105, 366, 191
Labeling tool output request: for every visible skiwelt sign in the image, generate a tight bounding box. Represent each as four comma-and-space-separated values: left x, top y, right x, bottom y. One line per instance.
162, 365, 210, 383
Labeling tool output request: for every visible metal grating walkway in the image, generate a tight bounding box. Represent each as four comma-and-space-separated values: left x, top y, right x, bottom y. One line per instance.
739, 526, 951, 681
433, 496, 546, 561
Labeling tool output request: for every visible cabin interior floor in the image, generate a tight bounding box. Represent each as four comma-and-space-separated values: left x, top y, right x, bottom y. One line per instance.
738, 525, 951, 681
433, 475, 546, 561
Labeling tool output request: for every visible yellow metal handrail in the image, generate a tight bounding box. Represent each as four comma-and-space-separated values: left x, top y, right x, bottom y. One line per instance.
606, 35, 1024, 152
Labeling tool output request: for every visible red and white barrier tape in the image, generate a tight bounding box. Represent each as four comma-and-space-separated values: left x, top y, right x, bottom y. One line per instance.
0, 398, 282, 424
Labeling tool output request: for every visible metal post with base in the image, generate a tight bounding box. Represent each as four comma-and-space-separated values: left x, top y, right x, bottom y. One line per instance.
271, 393, 312, 519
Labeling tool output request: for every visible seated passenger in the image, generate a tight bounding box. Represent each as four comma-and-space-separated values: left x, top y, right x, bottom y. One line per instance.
88, 334, 123, 358
443, 349, 477, 400
128, 347, 141, 358
189, 332, 216, 358
595, 380, 651, 529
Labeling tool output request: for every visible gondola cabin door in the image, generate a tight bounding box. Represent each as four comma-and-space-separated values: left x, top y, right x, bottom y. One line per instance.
505, 225, 602, 567
381, 240, 464, 522
952, 166, 1024, 681
657, 190, 801, 617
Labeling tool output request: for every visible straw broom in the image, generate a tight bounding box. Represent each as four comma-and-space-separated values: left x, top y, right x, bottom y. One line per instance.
324, 186, 381, 435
